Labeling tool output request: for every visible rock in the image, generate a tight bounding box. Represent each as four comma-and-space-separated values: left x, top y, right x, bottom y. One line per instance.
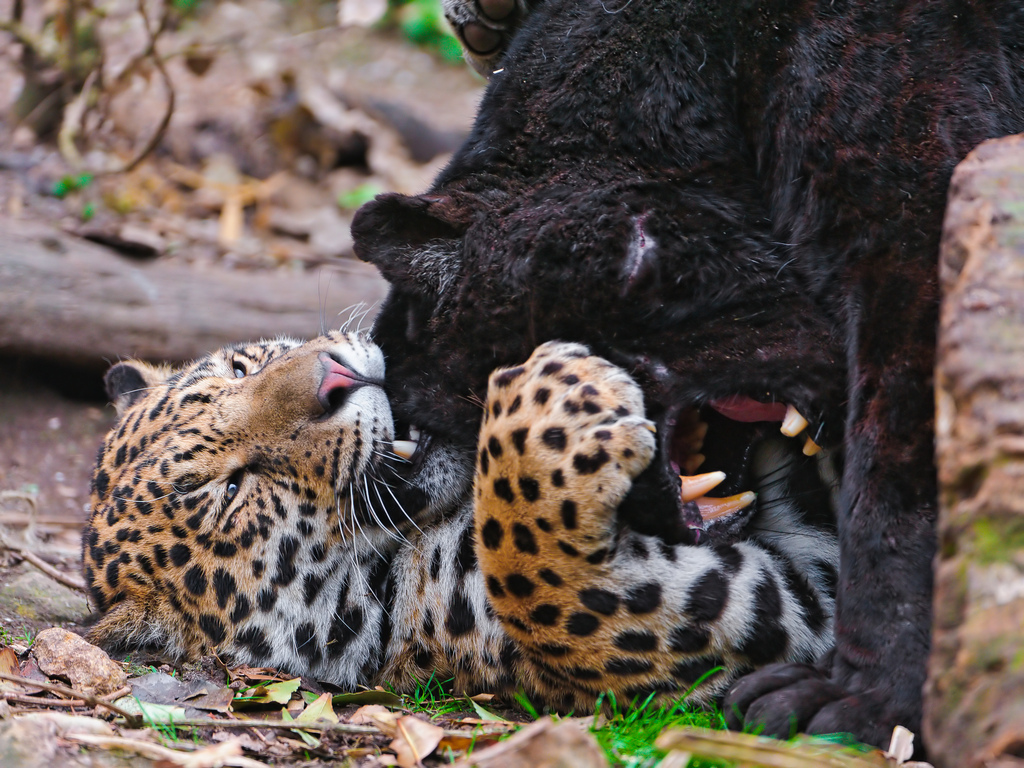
32, 628, 127, 697
927, 133, 1024, 768
0, 567, 90, 626
0, 713, 144, 768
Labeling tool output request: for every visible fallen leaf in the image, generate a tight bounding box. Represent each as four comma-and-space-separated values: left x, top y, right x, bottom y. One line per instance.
450, 717, 609, 768
0, 646, 26, 693
235, 677, 300, 706
390, 715, 444, 768
331, 688, 404, 708
137, 700, 188, 723
465, 695, 507, 723
295, 692, 339, 724
351, 703, 398, 732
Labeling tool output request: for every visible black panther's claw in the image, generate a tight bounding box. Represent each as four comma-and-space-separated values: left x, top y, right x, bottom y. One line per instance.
725, 662, 919, 754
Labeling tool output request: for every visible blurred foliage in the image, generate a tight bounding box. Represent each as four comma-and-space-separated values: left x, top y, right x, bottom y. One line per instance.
388, 0, 464, 63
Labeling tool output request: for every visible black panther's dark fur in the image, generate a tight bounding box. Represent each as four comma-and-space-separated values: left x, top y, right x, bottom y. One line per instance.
353, 0, 1024, 751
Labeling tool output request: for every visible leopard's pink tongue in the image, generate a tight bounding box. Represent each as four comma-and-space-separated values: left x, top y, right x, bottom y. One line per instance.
709, 396, 788, 423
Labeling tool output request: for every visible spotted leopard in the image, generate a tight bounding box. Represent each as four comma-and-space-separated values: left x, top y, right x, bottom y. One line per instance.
83, 331, 837, 707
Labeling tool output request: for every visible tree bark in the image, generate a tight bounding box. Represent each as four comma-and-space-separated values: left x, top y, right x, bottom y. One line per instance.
0, 217, 387, 369
927, 133, 1024, 767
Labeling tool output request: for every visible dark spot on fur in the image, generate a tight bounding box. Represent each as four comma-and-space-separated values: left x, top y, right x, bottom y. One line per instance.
686, 570, 728, 622
198, 614, 226, 644
574, 447, 610, 474
506, 573, 535, 597
614, 630, 658, 652
493, 477, 515, 503
488, 436, 503, 458
512, 523, 538, 554
560, 499, 578, 529
669, 625, 710, 654
169, 543, 191, 567
625, 582, 662, 614
481, 518, 504, 549
487, 575, 506, 597
579, 588, 618, 615
566, 612, 600, 636
538, 568, 563, 586
445, 592, 476, 636
494, 366, 525, 387
518, 476, 540, 502
605, 657, 653, 675
184, 566, 207, 596
530, 604, 561, 626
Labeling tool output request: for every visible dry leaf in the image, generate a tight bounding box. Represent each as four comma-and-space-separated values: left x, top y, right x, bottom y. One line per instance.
351, 703, 398, 733
295, 692, 339, 724
450, 718, 608, 768
390, 715, 444, 768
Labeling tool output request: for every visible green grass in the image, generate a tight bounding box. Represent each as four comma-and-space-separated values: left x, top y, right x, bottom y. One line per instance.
390, 673, 468, 718
590, 692, 732, 768
0, 623, 35, 646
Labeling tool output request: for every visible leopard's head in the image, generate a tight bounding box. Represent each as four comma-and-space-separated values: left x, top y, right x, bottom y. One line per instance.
353, 0, 846, 544
82, 331, 468, 656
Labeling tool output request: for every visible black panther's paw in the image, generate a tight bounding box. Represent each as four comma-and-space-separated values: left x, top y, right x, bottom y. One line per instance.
723, 662, 920, 754
442, 0, 534, 76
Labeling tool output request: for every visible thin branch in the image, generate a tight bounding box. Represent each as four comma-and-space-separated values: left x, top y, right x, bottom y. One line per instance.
111, 0, 175, 175
0, 672, 140, 724
2, 684, 131, 709
20, 548, 88, 593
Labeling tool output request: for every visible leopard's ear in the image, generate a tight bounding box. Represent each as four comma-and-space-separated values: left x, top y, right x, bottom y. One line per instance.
352, 192, 469, 287
104, 360, 169, 416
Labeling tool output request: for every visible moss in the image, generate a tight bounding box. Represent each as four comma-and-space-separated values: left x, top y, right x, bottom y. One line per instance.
970, 517, 1024, 564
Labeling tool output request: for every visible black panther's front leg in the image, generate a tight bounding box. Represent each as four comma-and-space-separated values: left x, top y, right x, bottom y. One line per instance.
725, 259, 939, 750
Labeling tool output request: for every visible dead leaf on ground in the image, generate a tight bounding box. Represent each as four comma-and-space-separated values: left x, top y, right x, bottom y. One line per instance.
450, 717, 608, 768
390, 714, 444, 768
351, 703, 399, 732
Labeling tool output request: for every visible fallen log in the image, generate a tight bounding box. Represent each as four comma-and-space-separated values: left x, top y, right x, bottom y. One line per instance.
927, 133, 1024, 768
0, 217, 387, 368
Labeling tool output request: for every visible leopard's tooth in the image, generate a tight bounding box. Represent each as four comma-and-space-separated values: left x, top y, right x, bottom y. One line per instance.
695, 491, 756, 521
644, 422, 657, 433
682, 454, 706, 474
392, 440, 418, 460
680, 471, 726, 502
408, 426, 422, 442
802, 436, 822, 456
780, 405, 809, 437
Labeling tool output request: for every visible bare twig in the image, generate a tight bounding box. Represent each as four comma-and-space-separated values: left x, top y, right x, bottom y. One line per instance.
64, 734, 268, 768
2, 684, 130, 708
112, 0, 175, 174
0, 672, 140, 724
656, 728, 890, 768
19, 549, 87, 593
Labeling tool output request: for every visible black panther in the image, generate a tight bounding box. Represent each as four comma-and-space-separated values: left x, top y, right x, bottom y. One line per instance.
353, 0, 1024, 750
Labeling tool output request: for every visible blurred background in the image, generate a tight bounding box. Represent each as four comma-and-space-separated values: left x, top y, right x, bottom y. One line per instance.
0, 0, 484, 627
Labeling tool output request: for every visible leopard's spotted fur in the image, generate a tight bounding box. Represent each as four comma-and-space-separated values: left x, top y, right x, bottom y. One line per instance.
83, 332, 837, 707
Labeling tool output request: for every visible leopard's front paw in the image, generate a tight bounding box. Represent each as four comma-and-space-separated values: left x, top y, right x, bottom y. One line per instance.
475, 341, 656, 563
442, 0, 534, 76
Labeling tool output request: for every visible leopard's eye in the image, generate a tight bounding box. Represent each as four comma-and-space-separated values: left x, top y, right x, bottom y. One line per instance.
232, 360, 247, 378
225, 468, 245, 501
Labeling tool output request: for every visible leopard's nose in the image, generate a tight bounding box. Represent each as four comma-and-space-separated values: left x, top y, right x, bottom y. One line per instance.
317, 353, 361, 414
